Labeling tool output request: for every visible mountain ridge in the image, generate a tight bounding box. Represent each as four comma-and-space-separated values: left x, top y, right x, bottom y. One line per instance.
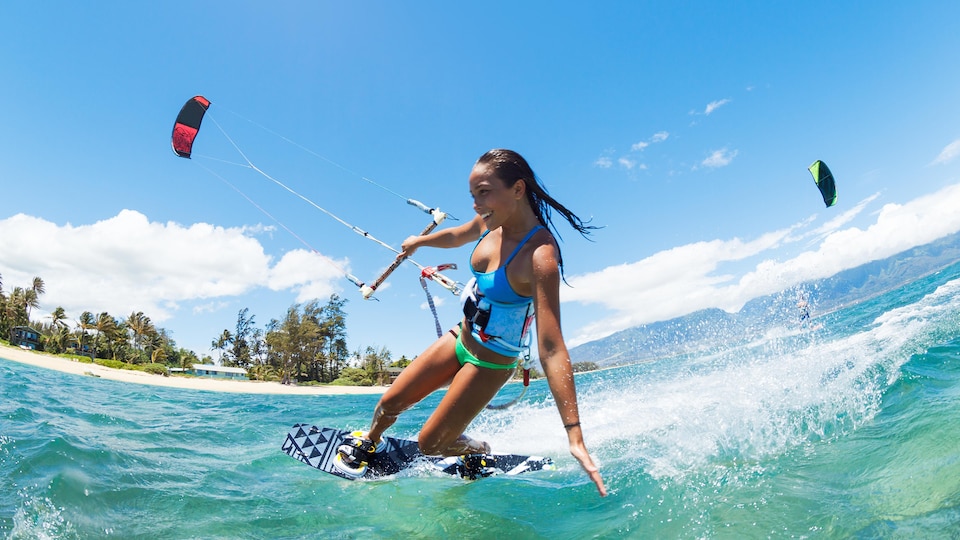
568, 231, 960, 367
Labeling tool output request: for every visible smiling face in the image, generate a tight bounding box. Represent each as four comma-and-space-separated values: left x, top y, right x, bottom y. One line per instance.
469, 164, 524, 230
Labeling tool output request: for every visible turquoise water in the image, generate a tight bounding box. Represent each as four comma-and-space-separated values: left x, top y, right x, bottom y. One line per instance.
3, 265, 960, 539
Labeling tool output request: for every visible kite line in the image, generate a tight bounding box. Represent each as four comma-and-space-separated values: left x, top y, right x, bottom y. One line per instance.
171, 95, 463, 303
172, 95, 542, 410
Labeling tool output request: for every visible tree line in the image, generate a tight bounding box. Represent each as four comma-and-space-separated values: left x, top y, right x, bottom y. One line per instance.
0, 272, 407, 385
211, 300, 408, 386
1, 273, 568, 385
2, 274, 204, 370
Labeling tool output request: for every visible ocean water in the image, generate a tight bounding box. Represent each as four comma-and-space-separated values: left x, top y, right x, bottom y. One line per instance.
3, 264, 960, 539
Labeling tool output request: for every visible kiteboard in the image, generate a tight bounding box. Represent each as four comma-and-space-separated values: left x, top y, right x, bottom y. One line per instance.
281, 423, 554, 480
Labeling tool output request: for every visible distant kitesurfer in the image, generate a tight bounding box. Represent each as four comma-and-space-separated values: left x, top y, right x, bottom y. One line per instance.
336, 149, 607, 496
798, 300, 811, 323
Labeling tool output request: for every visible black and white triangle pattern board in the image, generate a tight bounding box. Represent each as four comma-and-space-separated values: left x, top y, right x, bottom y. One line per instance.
282, 424, 339, 473
281, 423, 555, 481
281, 423, 422, 480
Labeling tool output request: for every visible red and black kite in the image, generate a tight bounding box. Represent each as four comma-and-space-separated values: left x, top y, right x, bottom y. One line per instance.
171, 95, 210, 158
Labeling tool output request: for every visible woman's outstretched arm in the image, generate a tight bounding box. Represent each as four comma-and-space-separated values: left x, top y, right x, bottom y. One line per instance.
531, 242, 607, 497
401, 214, 484, 256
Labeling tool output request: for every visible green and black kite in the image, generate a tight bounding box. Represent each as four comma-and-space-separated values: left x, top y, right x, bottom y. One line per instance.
808, 160, 837, 208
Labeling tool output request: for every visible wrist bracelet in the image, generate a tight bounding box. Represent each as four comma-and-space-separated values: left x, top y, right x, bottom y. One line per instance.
563, 421, 581, 430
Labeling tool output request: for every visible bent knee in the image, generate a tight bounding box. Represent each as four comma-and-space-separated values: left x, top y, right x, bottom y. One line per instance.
418, 431, 488, 456
417, 429, 454, 456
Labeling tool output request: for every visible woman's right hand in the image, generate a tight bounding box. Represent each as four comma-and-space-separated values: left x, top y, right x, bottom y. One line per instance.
400, 235, 422, 257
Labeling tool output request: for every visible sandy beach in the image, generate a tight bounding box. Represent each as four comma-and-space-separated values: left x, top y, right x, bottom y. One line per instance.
0, 343, 387, 395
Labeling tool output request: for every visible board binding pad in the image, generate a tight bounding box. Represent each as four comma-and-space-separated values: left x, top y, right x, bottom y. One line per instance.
282, 423, 554, 480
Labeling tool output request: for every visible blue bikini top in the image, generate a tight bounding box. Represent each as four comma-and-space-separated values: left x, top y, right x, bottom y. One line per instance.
461, 226, 543, 357
469, 225, 544, 303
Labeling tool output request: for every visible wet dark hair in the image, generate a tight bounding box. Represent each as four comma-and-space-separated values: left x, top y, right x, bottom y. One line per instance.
476, 148, 599, 279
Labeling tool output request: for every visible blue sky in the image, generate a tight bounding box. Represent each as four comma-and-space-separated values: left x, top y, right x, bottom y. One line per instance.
2, 2, 960, 361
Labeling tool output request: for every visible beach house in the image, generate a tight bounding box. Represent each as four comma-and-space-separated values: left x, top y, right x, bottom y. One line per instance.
11, 326, 40, 350
190, 364, 249, 380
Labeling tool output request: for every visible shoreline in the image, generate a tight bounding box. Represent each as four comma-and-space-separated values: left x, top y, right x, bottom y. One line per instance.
0, 343, 387, 395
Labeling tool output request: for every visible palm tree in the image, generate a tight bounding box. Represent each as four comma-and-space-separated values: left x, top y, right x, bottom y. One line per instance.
212, 329, 233, 364
178, 348, 199, 371
150, 333, 168, 364
93, 312, 117, 360
111, 320, 130, 361
77, 311, 95, 357
53, 325, 72, 354
248, 363, 277, 381
0, 273, 8, 339
5, 288, 28, 334
126, 311, 153, 363
22, 289, 40, 325
3, 290, 18, 341
44, 306, 70, 353
49, 306, 68, 328
26, 277, 44, 321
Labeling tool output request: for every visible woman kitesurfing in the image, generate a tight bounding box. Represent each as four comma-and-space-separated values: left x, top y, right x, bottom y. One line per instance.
172, 98, 604, 493
335, 149, 608, 497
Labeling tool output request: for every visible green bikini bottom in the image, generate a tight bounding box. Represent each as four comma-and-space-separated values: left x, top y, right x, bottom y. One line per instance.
455, 330, 519, 371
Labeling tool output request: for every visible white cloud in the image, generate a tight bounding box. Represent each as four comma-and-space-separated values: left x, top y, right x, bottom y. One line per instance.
618, 157, 637, 170
704, 98, 731, 115
0, 209, 345, 325
563, 228, 794, 342
631, 131, 670, 152
595, 156, 613, 168
701, 148, 738, 168
267, 248, 346, 302
562, 181, 960, 346
192, 300, 231, 315
419, 294, 447, 312
932, 139, 960, 165
801, 193, 879, 240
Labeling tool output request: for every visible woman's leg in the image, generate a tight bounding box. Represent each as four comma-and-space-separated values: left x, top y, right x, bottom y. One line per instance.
417, 360, 514, 456
367, 331, 461, 443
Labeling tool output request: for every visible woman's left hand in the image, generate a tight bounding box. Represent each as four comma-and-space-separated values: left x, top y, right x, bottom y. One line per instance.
570, 439, 607, 497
